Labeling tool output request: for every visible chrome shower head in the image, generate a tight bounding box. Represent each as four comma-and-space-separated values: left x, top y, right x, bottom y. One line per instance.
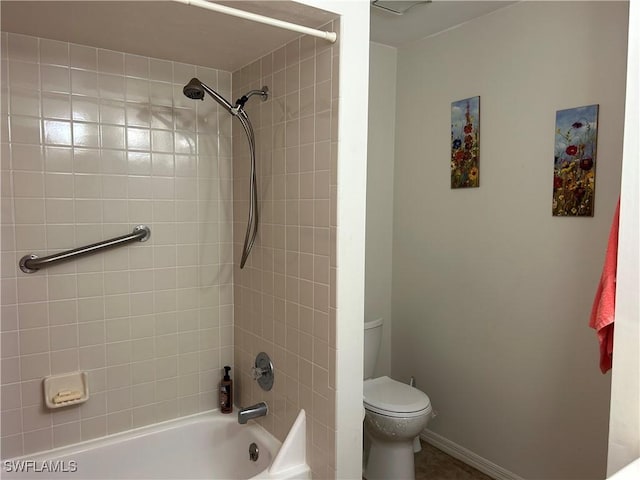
183, 78, 205, 100
182, 77, 236, 114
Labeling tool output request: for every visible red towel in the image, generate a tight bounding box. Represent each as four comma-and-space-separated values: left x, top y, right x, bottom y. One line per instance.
589, 199, 620, 373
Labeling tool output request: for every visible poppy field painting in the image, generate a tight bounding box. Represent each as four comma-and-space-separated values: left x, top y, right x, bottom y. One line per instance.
451, 96, 480, 188
553, 104, 599, 216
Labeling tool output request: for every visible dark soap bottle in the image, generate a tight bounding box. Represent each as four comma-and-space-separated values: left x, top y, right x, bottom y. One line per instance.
219, 366, 232, 414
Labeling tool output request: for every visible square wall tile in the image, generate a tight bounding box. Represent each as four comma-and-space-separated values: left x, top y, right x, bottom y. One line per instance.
232, 27, 339, 478
1, 32, 235, 458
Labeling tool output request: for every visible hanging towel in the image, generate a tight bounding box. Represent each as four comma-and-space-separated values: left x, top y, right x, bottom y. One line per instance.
589, 198, 620, 374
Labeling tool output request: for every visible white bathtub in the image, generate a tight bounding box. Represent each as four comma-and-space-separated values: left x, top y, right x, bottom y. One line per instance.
2, 409, 310, 480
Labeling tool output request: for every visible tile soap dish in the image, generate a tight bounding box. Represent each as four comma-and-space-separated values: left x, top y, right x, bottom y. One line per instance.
43, 371, 89, 409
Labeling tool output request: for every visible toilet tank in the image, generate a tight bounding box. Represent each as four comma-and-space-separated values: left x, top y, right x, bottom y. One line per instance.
364, 318, 383, 380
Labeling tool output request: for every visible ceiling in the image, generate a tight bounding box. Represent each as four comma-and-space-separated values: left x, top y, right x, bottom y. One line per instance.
370, 0, 516, 47
1, 1, 516, 71
0, 1, 337, 72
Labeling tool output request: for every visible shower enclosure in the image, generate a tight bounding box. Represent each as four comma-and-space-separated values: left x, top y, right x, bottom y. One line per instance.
0, 2, 369, 479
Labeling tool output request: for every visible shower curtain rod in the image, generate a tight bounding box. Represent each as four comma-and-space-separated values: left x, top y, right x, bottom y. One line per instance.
173, 0, 337, 43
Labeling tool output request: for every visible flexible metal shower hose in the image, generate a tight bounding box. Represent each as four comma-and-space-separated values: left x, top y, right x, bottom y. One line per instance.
236, 111, 259, 269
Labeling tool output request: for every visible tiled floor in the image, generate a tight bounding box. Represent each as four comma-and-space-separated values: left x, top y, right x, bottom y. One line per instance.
415, 440, 494, 480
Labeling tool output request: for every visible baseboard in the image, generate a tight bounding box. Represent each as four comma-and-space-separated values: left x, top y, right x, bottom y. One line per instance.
420, 429, 524, 480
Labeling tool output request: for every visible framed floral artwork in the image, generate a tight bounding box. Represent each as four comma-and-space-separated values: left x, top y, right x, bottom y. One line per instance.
553, 104, 599, 216
451, 96, 480, 188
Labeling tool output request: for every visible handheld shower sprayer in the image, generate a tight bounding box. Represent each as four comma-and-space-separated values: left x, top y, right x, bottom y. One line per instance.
183, 78, 268, 116
182, 77, 268, 269
182, 77, 206, 100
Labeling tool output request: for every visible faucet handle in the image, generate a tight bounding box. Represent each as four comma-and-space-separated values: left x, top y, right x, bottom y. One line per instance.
252, 352, 274, 391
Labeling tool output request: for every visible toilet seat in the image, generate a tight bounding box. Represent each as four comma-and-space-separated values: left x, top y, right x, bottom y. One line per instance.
364, 376, 432, 418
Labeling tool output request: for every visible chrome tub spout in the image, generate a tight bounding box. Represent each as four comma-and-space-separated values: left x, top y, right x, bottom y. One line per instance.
238, 402, 268, 424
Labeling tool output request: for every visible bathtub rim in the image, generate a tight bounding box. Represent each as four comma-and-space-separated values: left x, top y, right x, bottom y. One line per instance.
4, 408, 280, 463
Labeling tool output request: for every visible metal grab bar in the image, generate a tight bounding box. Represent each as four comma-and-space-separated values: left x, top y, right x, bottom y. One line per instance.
19, 225, 151, 274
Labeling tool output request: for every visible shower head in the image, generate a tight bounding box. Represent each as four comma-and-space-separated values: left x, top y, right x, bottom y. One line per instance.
183, 77, 234, 114
183, 78, 205, 100
183, 78, 268, 118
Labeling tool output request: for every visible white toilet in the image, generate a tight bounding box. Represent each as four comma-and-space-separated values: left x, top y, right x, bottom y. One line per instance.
363, 318, 433, 480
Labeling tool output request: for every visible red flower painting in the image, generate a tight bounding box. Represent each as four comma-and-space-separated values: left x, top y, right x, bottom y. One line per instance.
451, 96, 480, 188
553, 105, 599, 216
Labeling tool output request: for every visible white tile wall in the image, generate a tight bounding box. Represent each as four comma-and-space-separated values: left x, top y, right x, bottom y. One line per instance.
0, 32, 235, 458
232, 21, 340, 480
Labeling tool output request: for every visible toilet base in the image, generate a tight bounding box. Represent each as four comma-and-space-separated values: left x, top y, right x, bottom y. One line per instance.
364, 432, 416, 480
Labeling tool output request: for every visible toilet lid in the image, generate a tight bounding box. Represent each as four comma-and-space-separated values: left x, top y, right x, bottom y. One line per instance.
363, 376, 431, 418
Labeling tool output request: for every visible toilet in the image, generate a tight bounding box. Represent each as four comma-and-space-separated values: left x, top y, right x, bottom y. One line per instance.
363, 318, 433, 480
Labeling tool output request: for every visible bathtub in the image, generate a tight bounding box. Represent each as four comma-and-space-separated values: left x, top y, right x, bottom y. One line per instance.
2, 409, 310, 480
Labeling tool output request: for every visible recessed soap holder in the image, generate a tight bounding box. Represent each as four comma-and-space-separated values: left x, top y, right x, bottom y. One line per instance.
43, 372, 89, 409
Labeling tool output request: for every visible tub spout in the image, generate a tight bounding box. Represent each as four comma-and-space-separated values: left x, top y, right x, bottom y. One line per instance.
238, 402, 268, 424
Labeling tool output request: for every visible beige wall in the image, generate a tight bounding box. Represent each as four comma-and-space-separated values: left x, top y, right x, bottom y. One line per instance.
365, 42, 397, 379
391, 2, 627, 479
231, 22, 339, 480
0, 33, 235, 457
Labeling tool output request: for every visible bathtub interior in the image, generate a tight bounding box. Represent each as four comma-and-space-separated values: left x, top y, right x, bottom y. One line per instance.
2, 410, 310, 480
